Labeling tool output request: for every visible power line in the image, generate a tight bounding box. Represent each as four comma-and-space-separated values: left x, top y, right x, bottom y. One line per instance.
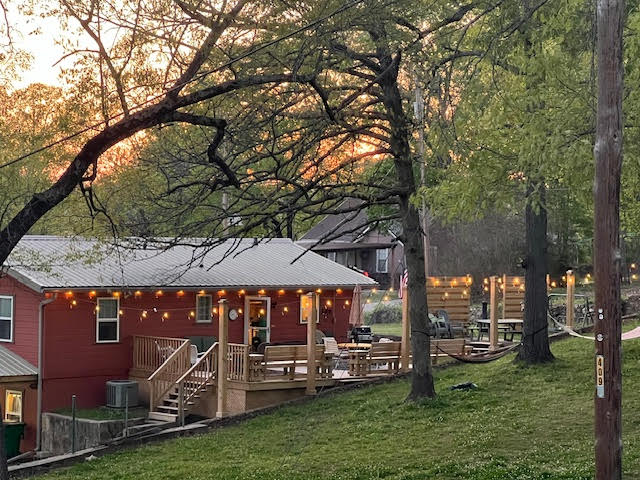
0, 0, 369, 170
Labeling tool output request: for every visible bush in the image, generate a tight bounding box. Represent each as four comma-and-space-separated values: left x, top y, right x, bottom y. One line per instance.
365, 304, 402, 324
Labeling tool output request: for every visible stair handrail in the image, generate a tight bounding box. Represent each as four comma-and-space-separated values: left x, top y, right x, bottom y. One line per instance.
148, 339, 191, 411
176, 342, 219, 425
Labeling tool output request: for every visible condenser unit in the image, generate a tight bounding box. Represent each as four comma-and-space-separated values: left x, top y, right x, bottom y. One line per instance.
106, 380, 139, 408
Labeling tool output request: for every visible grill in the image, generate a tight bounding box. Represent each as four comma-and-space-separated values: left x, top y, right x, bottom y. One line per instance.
349, 326, 373, 343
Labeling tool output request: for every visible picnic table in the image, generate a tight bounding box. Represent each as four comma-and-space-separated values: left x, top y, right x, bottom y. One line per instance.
473, 319, 523, 341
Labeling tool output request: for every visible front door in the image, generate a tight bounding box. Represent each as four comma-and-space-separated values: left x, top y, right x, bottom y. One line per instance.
244, 296, 271, 346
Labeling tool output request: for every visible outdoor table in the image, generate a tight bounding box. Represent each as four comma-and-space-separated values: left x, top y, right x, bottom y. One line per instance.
348, 349, 369, 376
476, 319, 523, 341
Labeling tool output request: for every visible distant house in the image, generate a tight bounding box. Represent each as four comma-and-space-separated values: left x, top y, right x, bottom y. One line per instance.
0, 236, 375, 453
297, 200, 404, 289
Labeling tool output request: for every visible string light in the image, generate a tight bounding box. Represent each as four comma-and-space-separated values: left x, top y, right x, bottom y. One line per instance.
64, 291, 74, 299
345, 300, 350, 306
134, 291, 142, 298
118, 309, 124, 315
217, 290, 226, 296
112, 292, 121, 298
142, 310, 147, 318
162, 312, 169, 319
238, 308, 243, 314
155, 290, 163, 298
258, 289, 266, 295
316, 288, 322, 293
199, 290, 206, 295
177, 290, 185, 297
70, 300, 77, 307
189, 311, 195, 318
297, 289, 303, 294
325, 300, 332, 307
278, 289, 285, 295
336, 288, 343, 294
88, 291, 96, 298
239, 289, 246, 295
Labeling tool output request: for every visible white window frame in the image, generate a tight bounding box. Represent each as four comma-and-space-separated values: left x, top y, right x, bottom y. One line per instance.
327, 251, 337, 262
299, 293, 320, 324
0, 295, 14, 343
376, 248, 389, 273
96, 297, 120, 343
196, 294, 213, 323
4, 390, 22, 423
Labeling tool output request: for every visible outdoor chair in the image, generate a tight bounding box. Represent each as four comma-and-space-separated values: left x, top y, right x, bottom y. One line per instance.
155, 341, 176, 362
437, 309, 464, 337
428, 313, 453, 339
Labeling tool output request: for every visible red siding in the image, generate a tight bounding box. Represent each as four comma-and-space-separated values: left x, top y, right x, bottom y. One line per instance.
0, 275, 43, 366
42, 288, 354, 411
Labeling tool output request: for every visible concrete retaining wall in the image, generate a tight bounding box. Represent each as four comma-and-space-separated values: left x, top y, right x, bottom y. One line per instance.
41, 413, 144, 455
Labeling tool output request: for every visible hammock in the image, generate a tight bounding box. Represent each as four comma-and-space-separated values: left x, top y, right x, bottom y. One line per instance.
435, 343, 520, 364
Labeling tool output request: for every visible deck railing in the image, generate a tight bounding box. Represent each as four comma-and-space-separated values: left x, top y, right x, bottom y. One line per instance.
148, 340, 191, 411
227, 343, 250, 381
133, 335, 187, 373
176, 342, 218, 424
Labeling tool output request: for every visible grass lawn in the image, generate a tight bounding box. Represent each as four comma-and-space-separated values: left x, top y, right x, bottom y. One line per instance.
371, 322, 402, 336
38, 332, 640, 480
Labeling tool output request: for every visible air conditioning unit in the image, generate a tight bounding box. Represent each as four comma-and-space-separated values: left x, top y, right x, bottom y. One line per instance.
106, 380, 139, 408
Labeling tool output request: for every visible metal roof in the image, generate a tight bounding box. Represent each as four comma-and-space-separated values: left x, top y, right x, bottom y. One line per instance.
7, 236, 378, 290
0, 345, 37, 378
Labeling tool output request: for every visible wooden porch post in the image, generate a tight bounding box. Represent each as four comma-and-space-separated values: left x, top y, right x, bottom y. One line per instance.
489, 276, 499, 351
216, 299, 228, 418
566, 270, 575, 329
401, 286, 410, 372
306, 293, 317, 396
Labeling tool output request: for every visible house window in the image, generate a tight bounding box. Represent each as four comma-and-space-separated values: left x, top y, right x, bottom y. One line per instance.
299, 293, 320, 324
376, 248, 389, 273
196, 294, 212, 323
327, 252, 337, 262
5, 390, 22, 423
96, 298, 119, 343
0, 296, 14, 342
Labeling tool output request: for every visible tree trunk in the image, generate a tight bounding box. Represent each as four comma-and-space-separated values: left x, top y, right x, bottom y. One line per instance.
594, 0, 623, 477
516, 182, 554, 363
376, 50, 435, 400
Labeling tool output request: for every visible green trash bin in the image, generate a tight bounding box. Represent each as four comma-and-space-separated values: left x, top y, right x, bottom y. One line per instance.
4, 422, 24, 458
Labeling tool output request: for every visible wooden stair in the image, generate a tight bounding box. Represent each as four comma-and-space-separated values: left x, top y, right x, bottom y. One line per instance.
148, 343, 218, 423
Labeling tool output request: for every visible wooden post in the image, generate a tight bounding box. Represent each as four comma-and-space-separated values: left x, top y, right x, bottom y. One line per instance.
216, 299, 228, 418
306, 293, 317, 395
594, 0, 623, 477
501, 274, 507, 319
489, 276, 499, 351
566, 270, 575, 329
401, 286, 410, 372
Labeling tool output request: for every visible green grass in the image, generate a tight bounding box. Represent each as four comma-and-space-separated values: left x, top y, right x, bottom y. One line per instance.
38, 333, 640, 480
371, 322, 403, 336
53, 407, 148, 421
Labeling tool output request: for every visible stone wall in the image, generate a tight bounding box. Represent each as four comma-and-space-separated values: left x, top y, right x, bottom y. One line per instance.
41, 413, 144, 455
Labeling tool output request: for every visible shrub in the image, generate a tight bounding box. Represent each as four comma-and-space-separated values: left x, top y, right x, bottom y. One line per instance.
365, 304, 402, 324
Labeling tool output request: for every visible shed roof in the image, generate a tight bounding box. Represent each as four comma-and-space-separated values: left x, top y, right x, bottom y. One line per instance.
7, 236, 377, 291
0, 346, 37, 378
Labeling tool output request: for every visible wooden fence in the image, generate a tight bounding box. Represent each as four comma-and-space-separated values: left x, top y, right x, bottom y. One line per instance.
426, 275, 472, 324
501, 274, 525, 319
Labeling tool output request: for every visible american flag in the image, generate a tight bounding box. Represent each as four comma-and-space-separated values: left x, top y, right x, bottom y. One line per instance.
398, 269, 408, 298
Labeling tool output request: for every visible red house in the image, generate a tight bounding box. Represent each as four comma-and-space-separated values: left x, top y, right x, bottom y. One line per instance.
0, 236, 376, 453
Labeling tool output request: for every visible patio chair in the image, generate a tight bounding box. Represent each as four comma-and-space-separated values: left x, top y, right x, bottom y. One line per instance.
436, 309, 464, 338
155, 341, 176, 362
428, 313, 452, 339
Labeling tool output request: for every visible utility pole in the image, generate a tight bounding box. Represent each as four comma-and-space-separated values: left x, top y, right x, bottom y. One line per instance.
594, 0, 623, 478
414, 81, 430, 276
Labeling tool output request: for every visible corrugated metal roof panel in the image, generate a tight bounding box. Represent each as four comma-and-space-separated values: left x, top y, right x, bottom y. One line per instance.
0, 345, 37, 377
7, 236, 378, 290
